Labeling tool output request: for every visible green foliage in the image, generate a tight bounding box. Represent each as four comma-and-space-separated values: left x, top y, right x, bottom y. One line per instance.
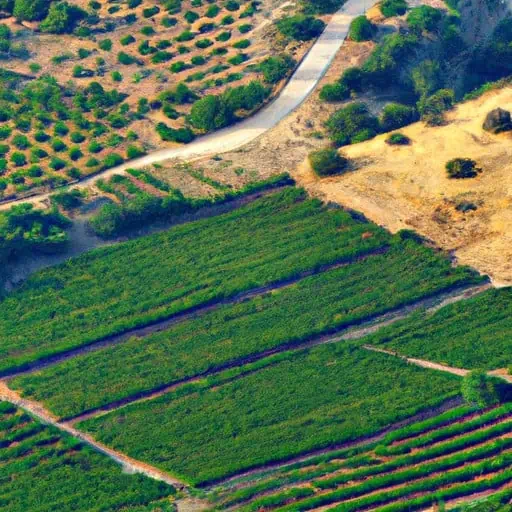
386, 132, 410, 145
319, 82, 349, 102
277, 14, 325, 41
40, 1, 86, 34
0, 402, 175, 511
259, 54, 294, 84
461, 371, 499, 408
13, 0, 49, 21
50, 188, 84, 209
418, 88, 454, 125
80, 343, 460, 484
369, 288, 512, 371
407, 6, 442, 33
349, 15, 375, 41
380, 103, 418, 131
411, 60, 443, 98
326, 102, 380, 146
446, 157, 480, 179
17, 238, 480, 419
380, 0, 407, 18
156, 123, 195, 143
309, 148, 348, 176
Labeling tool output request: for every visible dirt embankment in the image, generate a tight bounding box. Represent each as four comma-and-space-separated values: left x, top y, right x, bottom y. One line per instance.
295, 87, 512, 287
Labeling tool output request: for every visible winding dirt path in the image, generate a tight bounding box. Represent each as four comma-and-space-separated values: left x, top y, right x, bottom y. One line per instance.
0, 381, 189, 491
362, 346, 512, 384
0, 0, 369, 211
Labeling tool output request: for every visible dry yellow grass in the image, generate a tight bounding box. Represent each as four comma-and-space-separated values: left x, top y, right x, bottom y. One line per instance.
295, 87, 512, 286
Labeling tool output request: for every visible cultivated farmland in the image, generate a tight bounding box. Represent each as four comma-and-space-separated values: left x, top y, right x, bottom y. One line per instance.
0, 401, 175, 511
208, 403, 512, 512
10, 238, 482, 418
78, 344, 462, 485
0, 188, 393, 374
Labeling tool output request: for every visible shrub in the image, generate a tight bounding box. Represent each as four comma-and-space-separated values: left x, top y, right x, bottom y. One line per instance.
277, 14, 325, 41
190, 94, 232, 131
326, 102, 380, 146
111, 71, 123, 82
143, 6, 160, 18
259, 54, 294, 84
216, 31, 231, 42
184, 10, 199, 23
380, 0, 407, 18
68, 147, 83, 161
418, 88, 454, 126
40, 2, 86, 34
120, 35, 136, 46
101, 153, 124, 170
380, 103, 418, 131
238, 23, 252, 33
228, 53, 247, 65
0, 143, 9, 156
225, 0, 239, 11
140, 25, 155, 36
407, 6, 443, 33
54, 121, 69, 136
411, 60, 442, 98
461, 371, 499, 408
222, 15, 234, 24
34, 130, 49, 143
12, 134, 30, 150
170, 61, 189, 73
10, 151, 26, 167
191, 55, 206, 65
99, 39, 112, 51
349, 15, 375, 42
319, 82, 349, 102
199, 22, 215, 33
233, 38, 250, 49
51, 189, 84, 209
162, 16, 178, 27
118, 52, 137, 65
446, 158, 480, 179
156, 122, 195, 143
13, 0, 49, 21
86, 157, 99, 167
126, 145, 145, 159
176, 30, 195, 42
88, 141, 103, 154
49, 157, 67, 170
386, 132, 410, 145
151, 51, 173, 64
195, 38, 213, 48
309, 148, 348, 176
206, 4, 220, 17
52, 138, 67, 152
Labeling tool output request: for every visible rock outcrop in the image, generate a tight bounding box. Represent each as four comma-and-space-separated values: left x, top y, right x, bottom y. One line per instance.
483, 107, 512, 134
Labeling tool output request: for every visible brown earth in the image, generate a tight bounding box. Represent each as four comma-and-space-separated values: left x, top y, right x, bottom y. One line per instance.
295, 87, 512, 287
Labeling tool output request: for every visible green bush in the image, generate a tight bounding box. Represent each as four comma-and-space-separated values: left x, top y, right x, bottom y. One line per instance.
319, 82, 349, 102
13, 0, 49, 21
406, 6, 442, 33
309, 148, 348, 176
380, 0, 407, 18
155, 123, 195, 143
461, 371, 499, 408
386, 132, 410, 145
189, 94, 232, 131
120, 35, 135, 46
12, 134, 30, 150
380, 103, 418, 131
117, 51, 137, 65
99, 39, 112, 51
111, 70, 123, 82
10, 151, 26, 167
259, 54, 294, 84
349, 15, 375, 42
277, 14, 325, 41
326, 102, 380, 146
418, 88, 454, 125
446, 158, 480, 179
40, 1, 86, 34
238, 23, 252, 33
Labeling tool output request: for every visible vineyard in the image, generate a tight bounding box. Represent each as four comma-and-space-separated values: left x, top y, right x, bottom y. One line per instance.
0, 401, 175, 511
207, 403, 512, 511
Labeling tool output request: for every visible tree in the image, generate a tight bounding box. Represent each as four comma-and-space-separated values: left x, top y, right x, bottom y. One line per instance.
461, 371, 499, 409
13, 0, 50, 21
189, 95, 232, 132
349, 15, 375, 42
40, 1, 86, 34
259, 54, 294, 84
0, 0, 14, 14
309, 148, 348, 176
406, 6, 442, 33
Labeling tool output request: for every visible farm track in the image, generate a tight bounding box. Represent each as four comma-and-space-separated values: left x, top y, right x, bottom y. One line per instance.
58, 281, 489, 425
0, 0, 370, 211
0, 382, 189, 492
1, 246, 389, 380
362, 346, 512, 384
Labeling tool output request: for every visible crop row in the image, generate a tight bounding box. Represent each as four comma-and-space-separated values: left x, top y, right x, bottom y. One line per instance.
369, 287, 512, 370
11, 237, 482, 418
276, 453, 512, 512
0, 188, 391, 374
0, 402, 175, 511
316, 416, 512, 489
78, 343, 461, 485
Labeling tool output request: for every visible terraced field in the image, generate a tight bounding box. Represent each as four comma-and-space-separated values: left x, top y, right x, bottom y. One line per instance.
207, 403, 512, 511
0, 401, 175, 511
